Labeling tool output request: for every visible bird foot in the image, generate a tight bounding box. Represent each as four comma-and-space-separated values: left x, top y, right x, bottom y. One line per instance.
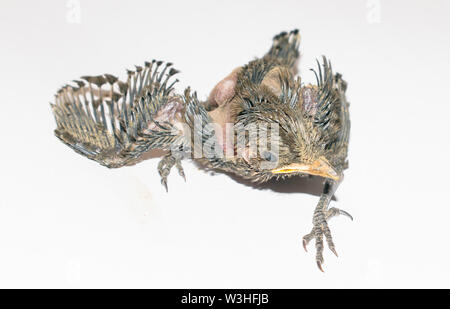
302, 207, 352, 272
158, 153, 185, 192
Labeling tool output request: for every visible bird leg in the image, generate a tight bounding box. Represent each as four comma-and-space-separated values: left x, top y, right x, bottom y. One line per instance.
157, 152, 185, 192
302, 178, 352, 272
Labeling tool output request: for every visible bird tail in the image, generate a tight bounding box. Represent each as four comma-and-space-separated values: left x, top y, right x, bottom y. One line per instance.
265, 29, 301, 69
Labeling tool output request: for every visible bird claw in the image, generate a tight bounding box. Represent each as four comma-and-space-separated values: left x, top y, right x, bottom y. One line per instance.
161, 178, 168, 193
317, 260, 324, 272
302, 232, 313, 252
302, 207, 351, 272
158, 153, 186, 192
302, 239, 308, 252
338, 209, 353, 221
176, 161, 186, 182
330, 247, 338, 257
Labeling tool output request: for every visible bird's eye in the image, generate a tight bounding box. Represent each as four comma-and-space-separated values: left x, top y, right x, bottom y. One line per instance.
262, 151, 278, 162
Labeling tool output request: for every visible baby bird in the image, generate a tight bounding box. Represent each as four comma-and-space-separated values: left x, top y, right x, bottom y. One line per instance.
50, 29, 351, 271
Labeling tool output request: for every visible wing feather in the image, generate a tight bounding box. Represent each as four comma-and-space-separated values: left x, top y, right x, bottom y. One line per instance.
51, 60, 184, 168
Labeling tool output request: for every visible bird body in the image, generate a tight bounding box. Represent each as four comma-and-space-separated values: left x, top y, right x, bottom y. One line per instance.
50, 30, 351, 271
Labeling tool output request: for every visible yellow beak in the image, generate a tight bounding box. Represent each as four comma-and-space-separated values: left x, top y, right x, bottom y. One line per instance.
271, 158, 340, 181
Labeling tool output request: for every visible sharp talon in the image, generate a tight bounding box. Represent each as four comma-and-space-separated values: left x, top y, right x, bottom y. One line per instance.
175, 160, 186, 182
304, 191, 350, 271
317, 261, 324, 272
161, 180, 168, 193
330, 247, 338, 257
339, 209, 353, 221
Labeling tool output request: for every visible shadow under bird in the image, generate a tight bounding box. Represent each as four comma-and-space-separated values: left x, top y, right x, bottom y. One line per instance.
50, 29, 352, 271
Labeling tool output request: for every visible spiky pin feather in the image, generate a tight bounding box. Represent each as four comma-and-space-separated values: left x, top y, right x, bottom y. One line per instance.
50, 30, 351, 271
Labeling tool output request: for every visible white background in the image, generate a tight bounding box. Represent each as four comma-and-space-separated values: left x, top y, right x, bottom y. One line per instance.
0, 0, 449, 288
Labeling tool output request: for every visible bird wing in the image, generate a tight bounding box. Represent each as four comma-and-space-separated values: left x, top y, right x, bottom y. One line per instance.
50, 60, 185, 168
307, 56, 350, 169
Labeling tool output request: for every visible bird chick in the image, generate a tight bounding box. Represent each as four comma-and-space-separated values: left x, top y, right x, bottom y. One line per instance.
50, 29, 351, 271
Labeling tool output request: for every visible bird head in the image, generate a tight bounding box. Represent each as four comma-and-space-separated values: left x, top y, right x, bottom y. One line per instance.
232, 62, 341, 182
234, 101, 340, 182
